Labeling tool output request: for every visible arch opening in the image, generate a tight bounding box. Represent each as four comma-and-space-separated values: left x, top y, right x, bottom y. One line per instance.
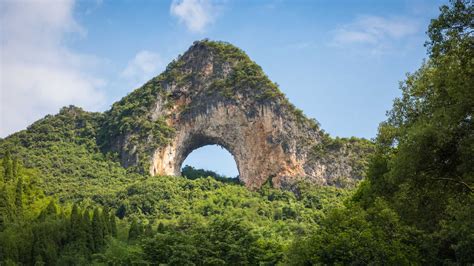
180, 144, 240, 183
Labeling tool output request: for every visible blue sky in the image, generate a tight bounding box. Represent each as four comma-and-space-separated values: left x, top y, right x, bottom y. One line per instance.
1, 0, 446, 176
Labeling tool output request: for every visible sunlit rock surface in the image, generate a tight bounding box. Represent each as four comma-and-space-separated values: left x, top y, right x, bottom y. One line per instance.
103, 40, 373, 189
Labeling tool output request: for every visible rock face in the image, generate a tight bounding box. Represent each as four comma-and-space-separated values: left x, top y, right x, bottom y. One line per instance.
100, 40, 373, 189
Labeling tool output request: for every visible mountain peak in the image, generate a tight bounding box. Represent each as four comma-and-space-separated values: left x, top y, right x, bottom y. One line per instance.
97, 40, 371, 189
160, 39, 282, 103
162, 39, 256, 84
184, 39, 249, 61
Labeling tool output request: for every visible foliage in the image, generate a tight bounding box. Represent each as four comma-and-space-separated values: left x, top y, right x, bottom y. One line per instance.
0, 106, 141, 202
181, 165, 240, 184
93, 238, 146, 265
0, 160, 114, 264
354, 0, 473, 263
286, 199, 421, 265
309, 136, 375, 187
0, 157, 351, 265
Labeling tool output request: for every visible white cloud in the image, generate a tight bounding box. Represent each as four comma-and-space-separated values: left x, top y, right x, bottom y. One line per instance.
170, 0, 217, 33
331, 15, 419, 49
121, 51, 163, 88
0, 0, 106, 137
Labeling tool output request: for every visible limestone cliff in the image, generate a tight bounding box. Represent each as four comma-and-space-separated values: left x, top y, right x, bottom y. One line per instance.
99, 40, 373, 189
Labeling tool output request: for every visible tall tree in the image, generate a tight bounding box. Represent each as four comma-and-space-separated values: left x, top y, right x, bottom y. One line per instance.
358, 0, 473, 219
2, 151, 13, 181
157, 222, 165, 233
12, 158, 18, 179
15, 177, 23, 216
0, 185, 11, 229
82, 210, 94, 252
69, 204, 82, 242
44, 201, 57, 216
144, 223, 154, 236
355, 0, 473, 263
91, 208, 105, 251
128, 219, 141, 242
109, 214, 117, 238
101, 207, 111, 237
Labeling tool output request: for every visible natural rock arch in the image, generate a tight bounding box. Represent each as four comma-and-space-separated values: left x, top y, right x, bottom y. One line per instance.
151, 103, 306, 188
101, 40, 373, 189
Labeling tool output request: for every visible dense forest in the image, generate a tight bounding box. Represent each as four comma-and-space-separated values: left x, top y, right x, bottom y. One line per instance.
0, 1, 473, 265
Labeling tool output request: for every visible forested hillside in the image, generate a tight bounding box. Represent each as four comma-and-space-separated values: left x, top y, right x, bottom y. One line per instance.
0, 154, 353, 264
0, 1, 473, 265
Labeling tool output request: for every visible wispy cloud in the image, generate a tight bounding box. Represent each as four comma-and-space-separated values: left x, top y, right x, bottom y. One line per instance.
330, 15, 419, 52
0, 0, 106, 137
121, 51, 163, 88
170, 0, 219, 33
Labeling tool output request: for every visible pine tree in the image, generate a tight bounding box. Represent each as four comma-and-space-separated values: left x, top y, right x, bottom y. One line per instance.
38, 200, 57, 221
145, 223, 154, 236
0, 185, 11, 229
101, 206, 111, 237
128, 219, 141, 242
69, 204, 81, 242
2, 151, 13, 181
45, 200, 57, 215
12, 157, 18, 179
109, 214, 118, 237
82, 210, 94, 252
91, 207, 104, 251
157, 222, 165, 233
15, 177, 23, 216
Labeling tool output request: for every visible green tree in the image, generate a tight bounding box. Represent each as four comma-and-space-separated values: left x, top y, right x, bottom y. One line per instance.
438, 195, 474, 263
101, 207, 111, 237
109, 214, 118, 238
0, 185, 11, 229
355, 0, 472, 215
2, 151, 13, 181
14, 177, 23, 216
157, 222, 165, 233
144, 223, 153, 236
354, 0, 473, 263
143, 232, 197, 265
91, 208, 105, 251
286, 200, 420, 265
82, 210, 94, 252
128, 219, 141, 242
426, 0, 473, 59
93, 238, 146, 265
195, 217, 262, 265
12, 158, 18, 179
37, 200, 57, 221
68, 204, 83, 243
